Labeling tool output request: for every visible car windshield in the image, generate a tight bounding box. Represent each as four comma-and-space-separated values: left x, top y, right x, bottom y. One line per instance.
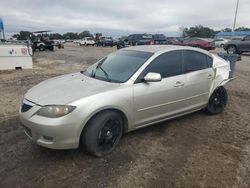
82, 50, 153, 83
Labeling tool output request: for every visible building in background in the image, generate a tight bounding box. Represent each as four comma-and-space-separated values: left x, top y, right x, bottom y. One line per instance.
215, 31, 250, 40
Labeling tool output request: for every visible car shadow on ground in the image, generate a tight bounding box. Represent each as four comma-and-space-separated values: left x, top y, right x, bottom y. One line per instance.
0, 110, 221, 187
0, 109, 206, 160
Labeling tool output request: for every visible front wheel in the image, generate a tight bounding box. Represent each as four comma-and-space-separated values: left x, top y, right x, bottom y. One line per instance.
39, 45, 45, 51
205, 86, 228, 115
82, 111, 123, 157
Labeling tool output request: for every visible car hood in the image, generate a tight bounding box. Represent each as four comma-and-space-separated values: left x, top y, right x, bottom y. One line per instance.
25, 72, 119, 106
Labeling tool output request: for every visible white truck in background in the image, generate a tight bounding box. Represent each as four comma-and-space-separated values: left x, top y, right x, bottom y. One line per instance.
79, 37, 95, 46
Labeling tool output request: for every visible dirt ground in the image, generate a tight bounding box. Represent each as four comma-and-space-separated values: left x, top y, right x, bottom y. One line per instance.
0, 44, 249, 188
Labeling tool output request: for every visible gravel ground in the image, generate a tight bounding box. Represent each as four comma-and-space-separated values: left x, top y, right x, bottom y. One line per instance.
0, 44, 249, 187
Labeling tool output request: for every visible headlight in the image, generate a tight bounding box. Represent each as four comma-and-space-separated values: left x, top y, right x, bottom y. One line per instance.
36, 105, 76, 118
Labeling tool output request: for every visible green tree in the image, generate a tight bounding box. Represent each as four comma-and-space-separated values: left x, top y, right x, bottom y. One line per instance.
222, 28, 232, 32
62, 32, 78, 39
234, 27, 250, 31
49, 33, 63, 40
13, 31, 34, 40
78, 31, 93, 39
179, 26, 188, 37
185, 25, 215, 38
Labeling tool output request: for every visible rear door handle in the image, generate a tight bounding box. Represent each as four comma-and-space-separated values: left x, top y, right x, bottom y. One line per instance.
174, 81, 184, 87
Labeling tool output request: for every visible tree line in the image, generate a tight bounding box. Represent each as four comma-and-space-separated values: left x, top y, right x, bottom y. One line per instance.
12, 25, 250, 40
12, 30, 93, 40
180, 25, 250, 38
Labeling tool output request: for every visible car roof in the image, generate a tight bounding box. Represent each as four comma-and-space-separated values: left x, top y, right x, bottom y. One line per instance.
122, 45, 211, 56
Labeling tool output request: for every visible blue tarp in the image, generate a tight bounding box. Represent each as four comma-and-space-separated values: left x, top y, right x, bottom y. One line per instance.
0, 18, 4, 31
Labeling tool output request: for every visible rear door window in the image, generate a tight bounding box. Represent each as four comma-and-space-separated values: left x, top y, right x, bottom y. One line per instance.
183, 50, 210, 72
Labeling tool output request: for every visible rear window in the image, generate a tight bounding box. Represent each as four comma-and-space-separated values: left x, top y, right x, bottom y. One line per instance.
141, 35, 153, 39
183, 50, 210, 72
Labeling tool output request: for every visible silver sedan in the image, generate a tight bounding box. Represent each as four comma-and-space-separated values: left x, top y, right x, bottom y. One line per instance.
19, 45, 231, 156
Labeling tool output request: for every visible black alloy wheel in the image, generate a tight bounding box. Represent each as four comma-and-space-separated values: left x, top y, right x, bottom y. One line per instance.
97, 118, 122, 153
205, 86, 228, 115
83, 111, 123, 157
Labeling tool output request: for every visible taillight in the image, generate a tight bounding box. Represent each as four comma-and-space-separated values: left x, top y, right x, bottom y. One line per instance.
150, 40, 155, 45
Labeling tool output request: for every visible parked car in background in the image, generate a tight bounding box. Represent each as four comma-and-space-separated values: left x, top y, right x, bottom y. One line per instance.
117, 34, 168, 49
116, 34, 154, 49
213, 38, 230, 48
20, 45, 232, 157
97, 37, 114, 47
224, 35, 250, 54
73, 40, 79, 44
175, 38, 215, 51
153, 34, 168, 45
165, 37, 182, 45
66, 39, 74, 43
79, 37, 95, 46
53, 40, 64, 49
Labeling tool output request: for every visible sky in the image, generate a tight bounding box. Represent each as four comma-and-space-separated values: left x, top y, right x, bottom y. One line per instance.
0, 0, 250, 38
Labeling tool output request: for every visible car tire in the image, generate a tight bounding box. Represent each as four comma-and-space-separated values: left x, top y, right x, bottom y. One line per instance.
227, 45, 237, 54
205, 86, 228, 115
102, 43, 106, 47
220, 44, 224, 48
39, 45, 45, 51
82, 111, 123, 157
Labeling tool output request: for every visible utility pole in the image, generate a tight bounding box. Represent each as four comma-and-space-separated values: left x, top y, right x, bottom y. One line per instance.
233, 0, 240, 32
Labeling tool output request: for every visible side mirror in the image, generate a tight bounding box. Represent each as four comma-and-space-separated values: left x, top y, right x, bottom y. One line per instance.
143, 72, 162, 82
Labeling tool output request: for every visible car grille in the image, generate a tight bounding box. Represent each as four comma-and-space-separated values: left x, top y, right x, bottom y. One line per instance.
21, 103, 33, 112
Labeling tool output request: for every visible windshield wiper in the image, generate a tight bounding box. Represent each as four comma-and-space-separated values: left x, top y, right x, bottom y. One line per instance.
98, 66, 111, 82
92, 62, 111, 82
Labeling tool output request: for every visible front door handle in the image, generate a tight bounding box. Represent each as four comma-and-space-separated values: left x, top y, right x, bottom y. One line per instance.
174, 81, 184, 87
207, 74, 213, 79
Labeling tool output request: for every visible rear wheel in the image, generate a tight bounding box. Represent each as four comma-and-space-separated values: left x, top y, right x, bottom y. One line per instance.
83, 111, 123, 157
205, 86, 228, 115
227, 45, 237, 54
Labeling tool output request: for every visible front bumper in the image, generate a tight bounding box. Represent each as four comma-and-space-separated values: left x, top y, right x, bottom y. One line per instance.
19, 101, 82, 149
